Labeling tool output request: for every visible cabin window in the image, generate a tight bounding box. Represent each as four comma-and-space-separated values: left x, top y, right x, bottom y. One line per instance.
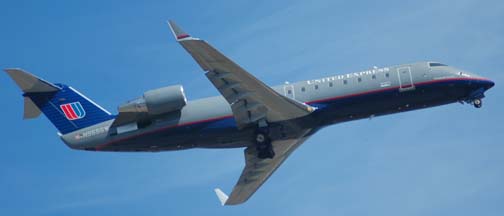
372, 74, 376, 79
358, 77, 362, 82
301, 87, 305, 92
329, 82, 333, 87
315, 85, 319, 90
287, 90, 292, 94
343, 80, 348, 85
385, 73, 389, 78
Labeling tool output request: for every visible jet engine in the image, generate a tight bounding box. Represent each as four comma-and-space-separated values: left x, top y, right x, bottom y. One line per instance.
118, 85, 187, 116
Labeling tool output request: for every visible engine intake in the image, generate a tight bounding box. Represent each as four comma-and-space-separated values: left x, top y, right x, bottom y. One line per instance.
118, 85, 187, 116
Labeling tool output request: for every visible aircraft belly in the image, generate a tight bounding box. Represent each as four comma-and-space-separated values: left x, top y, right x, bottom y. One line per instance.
95, 118, 244, 151
313, 79, 475, 125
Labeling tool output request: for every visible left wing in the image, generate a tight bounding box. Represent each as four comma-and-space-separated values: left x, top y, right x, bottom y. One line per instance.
215, 129, 314, 205
167, 20, 314, 129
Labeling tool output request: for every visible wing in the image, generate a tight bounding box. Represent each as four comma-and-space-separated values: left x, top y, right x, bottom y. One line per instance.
215, 129, 314, 205
167, 20, 314, 129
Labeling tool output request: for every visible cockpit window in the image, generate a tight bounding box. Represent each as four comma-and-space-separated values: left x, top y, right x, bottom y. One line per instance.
429, 62, 448, 67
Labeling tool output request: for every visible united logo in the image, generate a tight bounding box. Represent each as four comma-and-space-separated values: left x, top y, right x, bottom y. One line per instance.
60, 102, 86, 120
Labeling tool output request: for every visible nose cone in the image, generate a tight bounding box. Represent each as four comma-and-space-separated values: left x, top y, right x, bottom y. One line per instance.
482, 79, 495, 90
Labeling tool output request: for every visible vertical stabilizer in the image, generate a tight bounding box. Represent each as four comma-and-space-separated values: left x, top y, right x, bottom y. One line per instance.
5, 68, 115, 134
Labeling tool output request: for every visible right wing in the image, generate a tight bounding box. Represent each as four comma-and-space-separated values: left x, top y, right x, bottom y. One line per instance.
167, 21, 318, 205
167, 21, 314, 129
215, 129, 314, 205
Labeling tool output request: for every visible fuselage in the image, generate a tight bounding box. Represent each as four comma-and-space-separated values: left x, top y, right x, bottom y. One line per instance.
60, 61, 494, 152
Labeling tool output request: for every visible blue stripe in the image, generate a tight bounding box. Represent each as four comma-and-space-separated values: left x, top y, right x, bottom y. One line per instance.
71, 103, 81, 117
75, 102, 86, 118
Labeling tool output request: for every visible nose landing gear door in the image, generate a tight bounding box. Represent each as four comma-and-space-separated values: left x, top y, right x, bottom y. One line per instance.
397, 67, 415, 92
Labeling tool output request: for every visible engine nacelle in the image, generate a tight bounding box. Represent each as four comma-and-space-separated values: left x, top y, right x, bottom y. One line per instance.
118, 85, 187, 116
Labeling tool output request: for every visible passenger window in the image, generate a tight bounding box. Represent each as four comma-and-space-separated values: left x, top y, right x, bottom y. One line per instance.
329, 82, 333, 87
343, 80, 348, 85
287, 90, 292, 94
358, 77, 362, 82
315, 85, 319, 90
385, 73, 389, 78
301, 87, 305, 92
372, 74, 376, 79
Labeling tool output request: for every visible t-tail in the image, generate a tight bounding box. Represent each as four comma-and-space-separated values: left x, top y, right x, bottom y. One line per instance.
5, 69, 115, 135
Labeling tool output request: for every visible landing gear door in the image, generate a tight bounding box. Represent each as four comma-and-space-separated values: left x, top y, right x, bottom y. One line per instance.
397, 67, 415, 92
283, 85, 295, 99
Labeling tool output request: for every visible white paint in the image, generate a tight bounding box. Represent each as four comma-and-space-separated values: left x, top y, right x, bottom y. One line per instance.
116, 122, 138, 134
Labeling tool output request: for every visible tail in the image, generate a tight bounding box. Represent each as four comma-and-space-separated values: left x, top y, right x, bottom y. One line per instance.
5, 68, 115, 134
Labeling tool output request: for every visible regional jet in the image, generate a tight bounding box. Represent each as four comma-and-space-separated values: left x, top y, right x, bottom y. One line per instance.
5, 21, 495, 205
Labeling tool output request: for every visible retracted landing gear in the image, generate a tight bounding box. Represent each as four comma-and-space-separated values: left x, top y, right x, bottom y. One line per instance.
255, 130, 275, 159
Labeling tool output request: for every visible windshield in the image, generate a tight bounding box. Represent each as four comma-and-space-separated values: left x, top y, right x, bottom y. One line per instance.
429, 62, 448, 67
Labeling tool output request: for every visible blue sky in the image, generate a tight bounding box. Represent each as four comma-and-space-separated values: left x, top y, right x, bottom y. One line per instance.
1, 0, 503, 215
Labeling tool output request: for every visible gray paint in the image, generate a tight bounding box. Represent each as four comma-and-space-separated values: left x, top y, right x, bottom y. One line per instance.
60, 61, 491, 151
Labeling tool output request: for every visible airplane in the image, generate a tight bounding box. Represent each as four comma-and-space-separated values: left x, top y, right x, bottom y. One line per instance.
5, 20, 495, 206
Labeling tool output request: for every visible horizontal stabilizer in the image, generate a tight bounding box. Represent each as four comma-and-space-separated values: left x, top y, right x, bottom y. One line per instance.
5, 68, 59, 120
214, 188, 229, 206
4, 68, 60, 93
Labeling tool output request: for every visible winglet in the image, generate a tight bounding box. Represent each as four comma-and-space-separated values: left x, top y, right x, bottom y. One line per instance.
214, 188, 229, 206
167, 20, 193, 41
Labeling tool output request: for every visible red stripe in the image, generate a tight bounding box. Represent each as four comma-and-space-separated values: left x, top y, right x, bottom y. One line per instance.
60, 105, 71, 119
66, 104, 79, 119
307, 85, 397, 104
96, 77, 490, 151
307, 77, 491, 104
177, 34, 190, 39
65, 105, 77, 120
61, 104, 77, 120
95, 115, 234, 150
